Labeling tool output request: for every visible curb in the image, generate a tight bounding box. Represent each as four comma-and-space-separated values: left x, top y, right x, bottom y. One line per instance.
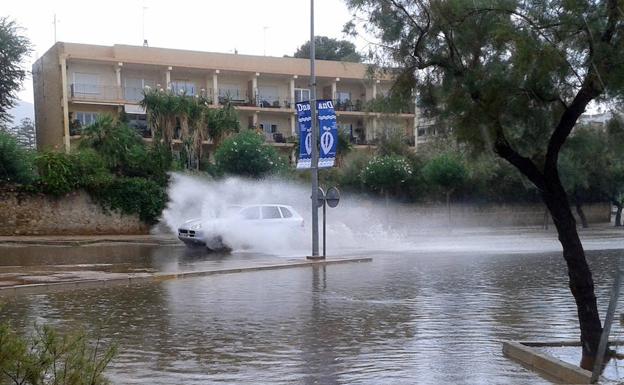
0, 257, 372, 297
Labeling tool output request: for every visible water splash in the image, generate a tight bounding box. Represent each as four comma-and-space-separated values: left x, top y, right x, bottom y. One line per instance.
159, 173, 412, 255
159, 173, 622, 255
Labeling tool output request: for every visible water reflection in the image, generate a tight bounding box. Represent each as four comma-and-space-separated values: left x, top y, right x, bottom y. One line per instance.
0, 248, 623, 384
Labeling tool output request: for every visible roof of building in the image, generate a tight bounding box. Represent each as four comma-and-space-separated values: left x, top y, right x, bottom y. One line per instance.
48, 42, 389, 81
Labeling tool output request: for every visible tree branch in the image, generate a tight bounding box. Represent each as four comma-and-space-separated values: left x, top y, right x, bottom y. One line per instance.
493, 124, 546, 191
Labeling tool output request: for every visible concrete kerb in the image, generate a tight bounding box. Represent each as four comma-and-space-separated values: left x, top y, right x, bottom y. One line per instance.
0, 257, 372, 297
501, 340, 624, 384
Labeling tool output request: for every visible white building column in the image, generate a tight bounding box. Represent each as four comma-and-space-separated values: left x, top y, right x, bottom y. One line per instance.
60, 54, 70, 153
253, 111, 259, 128
371, 116, 378, 142
372, 79, 379, 99
289, 75, 297, 108
331, 77, 339, 100
115, 62, 123, 100
212, 70, 219, 106
166, 66, 172, 90
290, 113, 296, 135
252, 72, 259, 105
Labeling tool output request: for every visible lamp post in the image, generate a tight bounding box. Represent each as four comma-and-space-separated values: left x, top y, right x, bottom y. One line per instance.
307, 0, 322, 260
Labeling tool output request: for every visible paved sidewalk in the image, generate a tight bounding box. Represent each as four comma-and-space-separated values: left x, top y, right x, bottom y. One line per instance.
0, 234, 180, 246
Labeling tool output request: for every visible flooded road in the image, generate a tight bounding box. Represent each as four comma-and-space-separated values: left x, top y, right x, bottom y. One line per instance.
1, 231, 624, 384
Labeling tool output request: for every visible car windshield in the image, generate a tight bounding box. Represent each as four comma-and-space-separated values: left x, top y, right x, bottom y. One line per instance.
239, 206, 260, 220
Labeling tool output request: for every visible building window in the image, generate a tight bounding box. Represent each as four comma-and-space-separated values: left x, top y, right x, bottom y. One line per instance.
257, 86, 279, 107
126, 113, 150, 137
72, 73, 99, 95
218, 84, 243, 101
170, 80, 196, 96
75, 112, 98, 127
259, 122, 278, 134
124, 78, 156, 101
294, 88, 310, 103
336, 91, 351, 103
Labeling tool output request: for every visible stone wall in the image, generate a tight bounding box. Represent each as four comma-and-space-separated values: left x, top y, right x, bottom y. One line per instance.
384, 202, 611, 228
0, 187, 149, 236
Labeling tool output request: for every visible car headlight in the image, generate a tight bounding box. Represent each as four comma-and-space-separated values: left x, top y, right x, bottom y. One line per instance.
191, 223, 202, 230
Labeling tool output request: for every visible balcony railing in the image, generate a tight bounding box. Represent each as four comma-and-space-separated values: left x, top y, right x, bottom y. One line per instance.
255, 93, 292, 109
70, 84, 122, 101
70, 84, 215, 104
333, 98, 364, 112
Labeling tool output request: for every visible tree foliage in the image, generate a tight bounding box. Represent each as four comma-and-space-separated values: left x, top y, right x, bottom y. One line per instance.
141, 90, 239, 168
0, 130, 36, 184
422, 153, 468, 197
293, 36, 362, 62
360, 155, 413, 195
214, 130, 285, 178
0, 323, 116, 385
0, 17, 31, 128
345, 0, 624, 363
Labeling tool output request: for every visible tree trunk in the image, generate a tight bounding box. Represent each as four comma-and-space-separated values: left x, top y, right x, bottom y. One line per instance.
542, 183, 603, 370
575, 202, 589, 229
615, 204, 622, 227
446, 191, 451, 228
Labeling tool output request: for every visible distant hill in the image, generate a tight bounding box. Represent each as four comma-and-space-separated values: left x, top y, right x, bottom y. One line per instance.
8, 100, 34, 125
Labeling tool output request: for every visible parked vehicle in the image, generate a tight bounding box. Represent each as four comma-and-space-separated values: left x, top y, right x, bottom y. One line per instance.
177, 204, 304, 251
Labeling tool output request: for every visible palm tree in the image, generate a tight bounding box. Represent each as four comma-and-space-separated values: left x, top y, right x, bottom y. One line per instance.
207, 101, 240, 148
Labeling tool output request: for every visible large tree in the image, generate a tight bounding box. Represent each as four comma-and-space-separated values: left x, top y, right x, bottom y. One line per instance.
0, 17, 31, 129
345, 0, 624, 368
293, 36, 362, 62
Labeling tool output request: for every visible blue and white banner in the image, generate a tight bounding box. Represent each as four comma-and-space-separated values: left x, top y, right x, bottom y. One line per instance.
316, 99, 337, 168
295, 99, 338, 170
295, 101, 312, 170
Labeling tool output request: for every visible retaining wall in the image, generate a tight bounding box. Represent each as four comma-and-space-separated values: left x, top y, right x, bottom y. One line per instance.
0, 187, 149, 235
364, 201, 611, 228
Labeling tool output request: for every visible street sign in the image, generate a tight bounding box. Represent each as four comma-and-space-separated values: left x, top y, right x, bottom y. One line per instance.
316, 99, 338, 168
326, 187, 340, 208
295, 101, 312, 170
316, 187, 325, 208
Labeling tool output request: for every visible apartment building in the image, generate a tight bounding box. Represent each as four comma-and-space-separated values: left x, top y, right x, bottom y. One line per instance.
33, 42, 419, 152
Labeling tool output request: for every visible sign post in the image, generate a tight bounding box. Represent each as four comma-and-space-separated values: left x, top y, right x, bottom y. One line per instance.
296, 0, 339, 259
308, 0, 321, 260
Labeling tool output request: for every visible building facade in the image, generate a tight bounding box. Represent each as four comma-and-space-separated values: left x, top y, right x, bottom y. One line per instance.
33, 42, 419, 152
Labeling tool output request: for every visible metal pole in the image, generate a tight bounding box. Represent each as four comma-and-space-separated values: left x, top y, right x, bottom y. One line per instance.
591, 266, 623, 383
323, 199, 326, 258
308, 0, 321, 259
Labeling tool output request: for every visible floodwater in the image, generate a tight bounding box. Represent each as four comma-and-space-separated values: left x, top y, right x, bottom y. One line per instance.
1, 231, 624, 384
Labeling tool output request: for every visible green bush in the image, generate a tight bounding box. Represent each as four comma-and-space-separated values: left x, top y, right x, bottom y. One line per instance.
422, 153, 468, 200
34, 152, 78, 196
88, 177, 167, 224
215, 130, 286, 178
79, 115, 143, 171
0, 323, 116, 385
336, 150, 372, 190
360, 155, 413, 196
0, 131, 36, 184
34, 150, 109, 196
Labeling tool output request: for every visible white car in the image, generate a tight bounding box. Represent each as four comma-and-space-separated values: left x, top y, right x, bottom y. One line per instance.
177, 204, 304, 251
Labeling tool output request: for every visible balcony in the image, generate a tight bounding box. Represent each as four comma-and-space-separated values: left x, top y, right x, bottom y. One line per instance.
333, 98, 364, 112
255, 93, 292, 109
69, 84, 121, 102
69, 84, 214, 105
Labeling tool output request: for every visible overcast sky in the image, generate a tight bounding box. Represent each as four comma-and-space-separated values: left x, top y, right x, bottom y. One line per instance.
5, 0, 364, 103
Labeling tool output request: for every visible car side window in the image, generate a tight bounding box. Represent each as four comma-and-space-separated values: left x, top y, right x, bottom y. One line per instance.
240, 206, 260, 220
261, 206, 282, 219
279, 207, 293, 218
